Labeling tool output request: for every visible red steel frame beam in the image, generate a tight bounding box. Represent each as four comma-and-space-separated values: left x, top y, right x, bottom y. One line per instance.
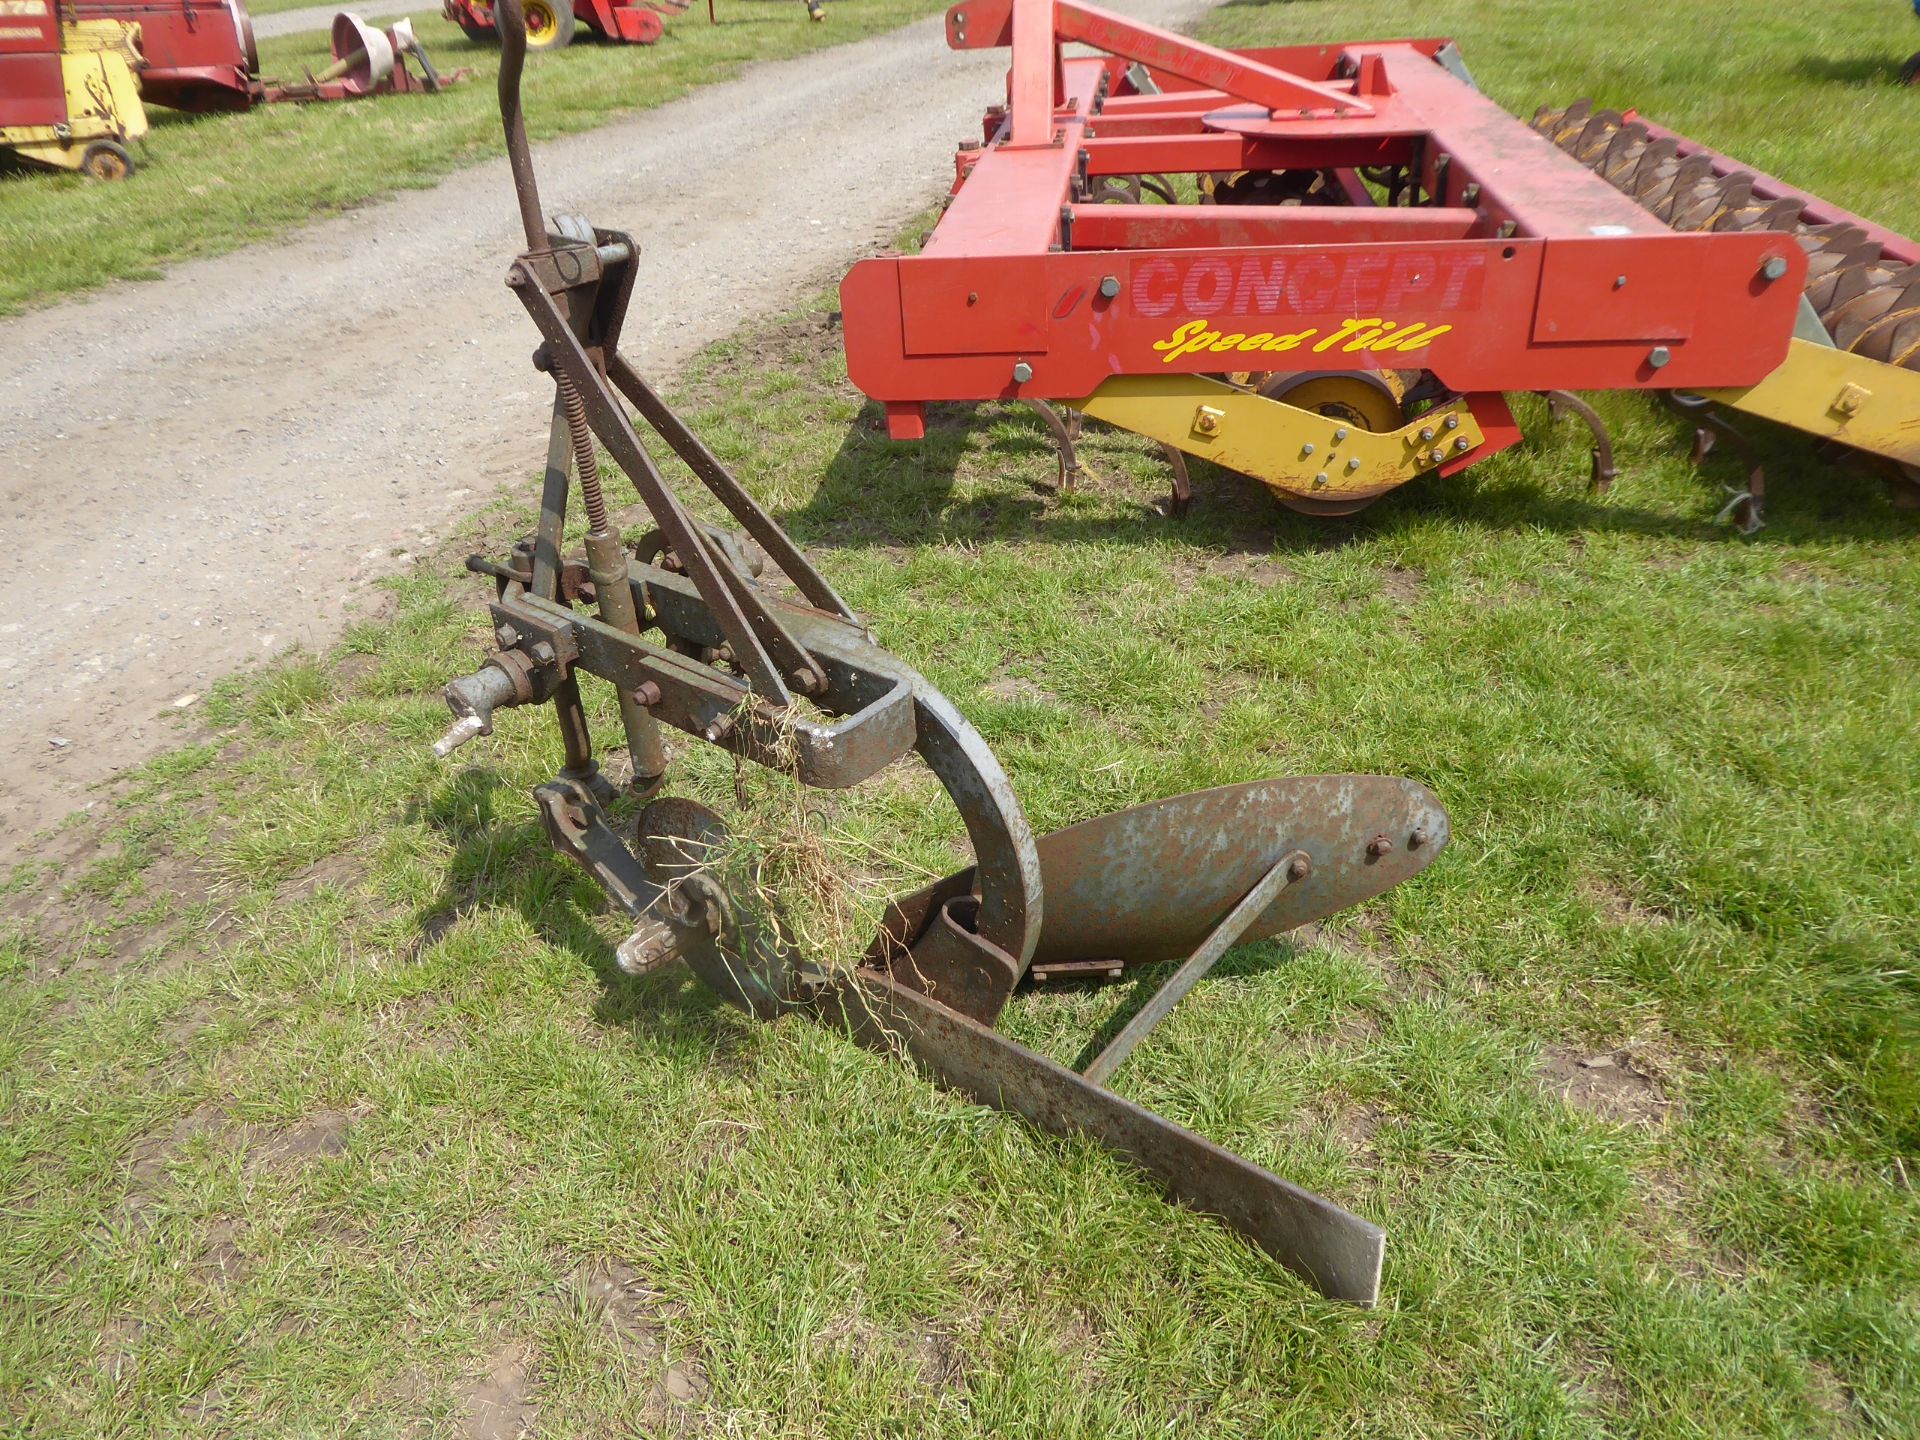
1068, 204, 1483, 250
951, 0, 1374, 118
841, 27, 1809, 435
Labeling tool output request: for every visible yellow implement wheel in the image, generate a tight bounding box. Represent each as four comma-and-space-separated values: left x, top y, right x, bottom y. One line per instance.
80, 141, 134, 181
1258, 371, 1408, 515
523, 0, 576, 49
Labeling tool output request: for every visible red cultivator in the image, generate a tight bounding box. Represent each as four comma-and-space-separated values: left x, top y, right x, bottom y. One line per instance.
839, 0, 1920, 527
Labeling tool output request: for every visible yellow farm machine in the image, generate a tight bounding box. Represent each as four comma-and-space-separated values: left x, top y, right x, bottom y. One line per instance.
0, 0, 147, 179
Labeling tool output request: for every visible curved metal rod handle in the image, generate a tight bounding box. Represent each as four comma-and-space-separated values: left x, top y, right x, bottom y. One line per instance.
493, 0, 547, 250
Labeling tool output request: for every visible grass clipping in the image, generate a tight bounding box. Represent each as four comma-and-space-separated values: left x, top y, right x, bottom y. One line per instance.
685, 697, 922, 983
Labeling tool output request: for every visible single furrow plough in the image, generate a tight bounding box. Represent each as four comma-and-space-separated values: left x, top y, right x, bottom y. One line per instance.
434, 0, 1468, 1306
837, 0, 1920, 529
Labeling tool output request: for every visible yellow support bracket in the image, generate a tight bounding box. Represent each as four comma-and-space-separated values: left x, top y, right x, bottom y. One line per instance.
1062, 375, 1483, 505
1702, 338, 1920, 468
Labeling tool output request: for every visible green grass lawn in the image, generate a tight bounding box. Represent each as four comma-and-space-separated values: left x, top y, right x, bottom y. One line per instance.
0, 0, 944, 315
5, 0, 1920, 1435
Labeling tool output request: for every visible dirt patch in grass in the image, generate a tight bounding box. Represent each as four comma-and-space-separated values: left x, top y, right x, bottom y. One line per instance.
195, 1218, 250, 1285
458, 1341, 538, 1440
1378, 564, 1425, 605
1578, 874, 1674, 927
1561, 1335, 1631, 1420
814, 1312, 970, 1392
983, 675, 1054, 703
332, 650, 385, 692
1539, 1048, 1672, 1126
565, 1259, 713, 1421
1806, 1360, 1861, 1431
285, 853, 365, 901
159, 996, 224, 1047
95, 1315, 143, 1389
1165, 546, 1297, 594
568, 1260, 665, 1354
128, 1103, 232, 1191
254, 1108, 357, 1164
125, 1103, 360, 1210
676, 309, 843, 415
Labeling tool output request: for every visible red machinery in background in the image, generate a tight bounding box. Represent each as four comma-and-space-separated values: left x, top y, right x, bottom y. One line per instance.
442, 0, 692, 50
838, 0, 1920, 527
69, 0, 466, 110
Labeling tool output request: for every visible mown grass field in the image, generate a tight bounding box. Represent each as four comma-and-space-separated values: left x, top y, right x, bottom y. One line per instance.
0, 0, 945, 315
5, 0, 1920, 1435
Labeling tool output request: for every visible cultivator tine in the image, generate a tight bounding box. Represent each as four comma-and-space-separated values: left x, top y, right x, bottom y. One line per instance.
1664, 393, 1766, 532
1025, 399, 1093, 493
1543, 391, 1620, 494
1158, 443, 1193, 518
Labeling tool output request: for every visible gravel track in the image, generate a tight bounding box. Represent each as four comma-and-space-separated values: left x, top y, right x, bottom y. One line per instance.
0, 0, 1209, 856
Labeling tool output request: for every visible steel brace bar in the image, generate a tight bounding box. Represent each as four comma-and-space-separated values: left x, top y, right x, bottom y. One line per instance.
605, 355, 857, 623
511, 269, 819, 703
1083, 848, 1307, 1085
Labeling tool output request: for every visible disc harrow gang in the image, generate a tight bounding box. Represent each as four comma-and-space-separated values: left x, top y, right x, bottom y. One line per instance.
836, 2, 1920, 526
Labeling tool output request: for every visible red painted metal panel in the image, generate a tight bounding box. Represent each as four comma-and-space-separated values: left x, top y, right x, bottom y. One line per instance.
1067, 204, 1483, 251
901, 256, 1051, 356
1534, 235, 1720, 343
1368, 44, 1668, 237
0, 0, 57, 54
72, 0, 257, 110
0, 53, 63, 127
922, 56, 1099, 258
850, 228, 1799, 401
1004, 0, 1059, 147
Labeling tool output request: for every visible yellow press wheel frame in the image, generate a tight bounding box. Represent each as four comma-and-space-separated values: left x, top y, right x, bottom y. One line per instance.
1065, 369, 1479, 517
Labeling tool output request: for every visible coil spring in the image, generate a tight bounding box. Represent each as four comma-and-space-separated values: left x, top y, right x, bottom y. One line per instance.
556, 371, 609, 534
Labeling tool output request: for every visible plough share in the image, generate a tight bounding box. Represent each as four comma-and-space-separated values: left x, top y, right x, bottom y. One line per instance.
436, 0, 1463, 1305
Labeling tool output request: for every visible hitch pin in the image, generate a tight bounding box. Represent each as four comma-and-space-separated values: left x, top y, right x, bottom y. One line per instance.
433, 713, 487, 758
